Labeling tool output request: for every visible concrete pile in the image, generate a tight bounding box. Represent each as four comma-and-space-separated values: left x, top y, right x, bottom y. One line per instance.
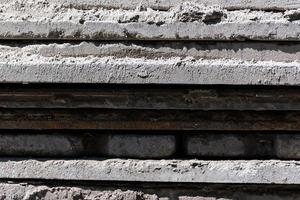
0, 0, 299, 199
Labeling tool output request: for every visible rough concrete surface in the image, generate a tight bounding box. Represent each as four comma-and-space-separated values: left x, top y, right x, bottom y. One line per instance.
3, 41, 300, 62
0, 1, 299, 40
2, 182, 300, 200
0, 183, 159, 200
0, 54, 299, 84
0, 159, 299, 184
1, 0, 299, 10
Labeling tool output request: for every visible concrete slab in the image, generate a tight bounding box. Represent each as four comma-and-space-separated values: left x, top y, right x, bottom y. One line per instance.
0, 159, 299, 184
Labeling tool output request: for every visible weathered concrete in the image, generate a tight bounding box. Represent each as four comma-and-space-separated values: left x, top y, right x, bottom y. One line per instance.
1, 0, 299, 11
1, 21, 299, 41
3, 41, 300, 62
0, 133, 175, 158
0, 1, 299, 40
0, 42, 299, 85
2, 182, 300, 200
0, 56, 299, 85
0, 183, 159, 200
0, 159, 299, 184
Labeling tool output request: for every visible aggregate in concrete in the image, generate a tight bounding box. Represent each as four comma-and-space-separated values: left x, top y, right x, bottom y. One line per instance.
0, 159, 299, 184
0, 1, 299, 40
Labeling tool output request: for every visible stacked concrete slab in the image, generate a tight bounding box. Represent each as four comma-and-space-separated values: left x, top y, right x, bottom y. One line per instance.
0, 0, 300, 199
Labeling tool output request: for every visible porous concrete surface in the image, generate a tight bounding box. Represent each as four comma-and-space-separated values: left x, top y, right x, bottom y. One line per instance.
0, 133, 175, 158
0, 159, 299, 184
0, 183, 159, 200
0, 50, 300, 84
0, 1, 299, 40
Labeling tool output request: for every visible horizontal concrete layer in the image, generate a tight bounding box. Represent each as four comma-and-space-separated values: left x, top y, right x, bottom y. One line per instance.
0, 109, 300, 130
3, 42, 300, 62
0, 2, 299, 40
2, 86, 300, 110
1, 132, 300, 159
2, 21, 300, 41
0, 57, 299, 85
1, 182, 300, 200
1, 0, 300, 11
0, 159, 299, 184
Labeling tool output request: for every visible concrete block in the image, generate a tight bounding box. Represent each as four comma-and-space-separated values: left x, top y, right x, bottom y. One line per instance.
185, 134, 274, 158
0, 134, 85, 157
105, 134, 176, 158
275, 134, 300, 159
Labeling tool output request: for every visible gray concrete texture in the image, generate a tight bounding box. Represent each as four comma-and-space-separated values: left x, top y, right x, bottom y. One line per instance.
0, 133, 175, 158
3, 41, 300, 62
0, 1, 299, 40
0, 159, 299, 184
0, 42, 299, 85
